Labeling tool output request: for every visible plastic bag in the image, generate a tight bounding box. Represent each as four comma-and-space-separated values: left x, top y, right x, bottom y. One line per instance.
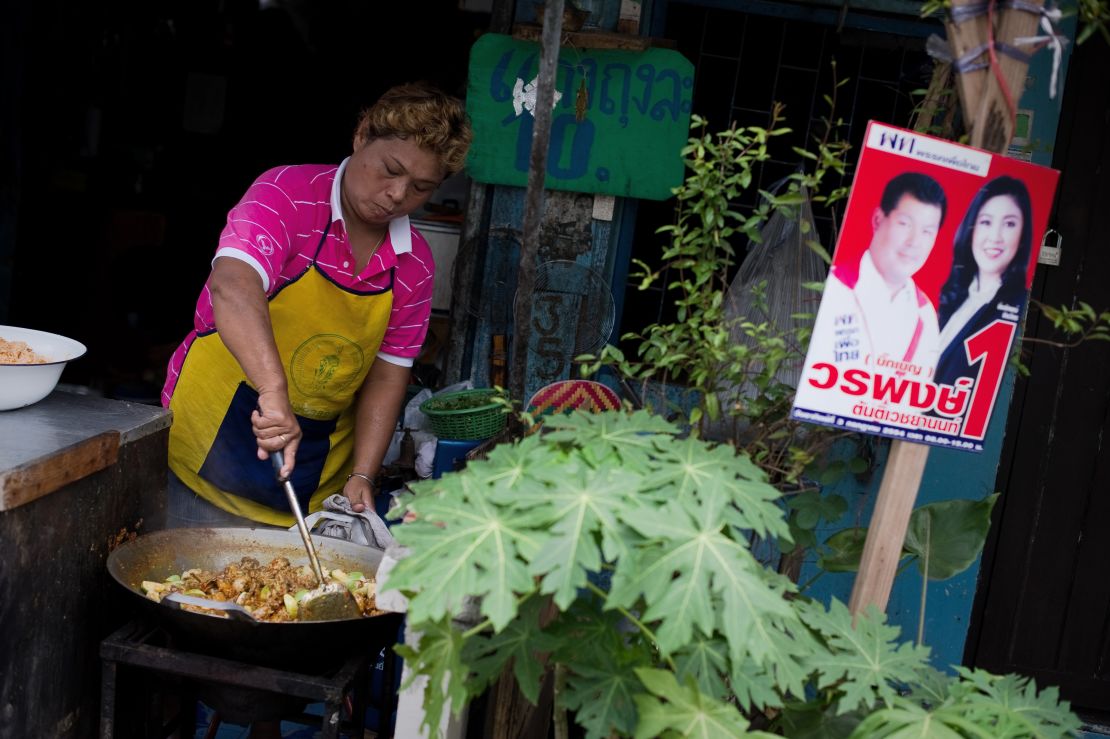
705, 182, 827, 442
725, 181, 826, 388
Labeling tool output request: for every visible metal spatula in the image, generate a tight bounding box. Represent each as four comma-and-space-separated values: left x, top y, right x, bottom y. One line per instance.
271, 451, 362, 621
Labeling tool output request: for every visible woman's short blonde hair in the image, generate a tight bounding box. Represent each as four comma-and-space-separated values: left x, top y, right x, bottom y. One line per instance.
354, 82, 473, 176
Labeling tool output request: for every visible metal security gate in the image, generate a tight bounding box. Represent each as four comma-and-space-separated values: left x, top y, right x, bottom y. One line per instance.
616, 1, 937, 347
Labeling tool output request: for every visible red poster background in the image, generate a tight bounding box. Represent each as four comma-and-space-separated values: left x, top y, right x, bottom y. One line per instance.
830, 130, 1060, 310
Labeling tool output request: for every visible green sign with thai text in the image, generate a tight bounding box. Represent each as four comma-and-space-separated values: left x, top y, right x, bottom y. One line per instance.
465, 33, 694, 201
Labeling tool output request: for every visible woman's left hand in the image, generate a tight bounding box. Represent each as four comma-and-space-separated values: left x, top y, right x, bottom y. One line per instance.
343, 473, 376, 514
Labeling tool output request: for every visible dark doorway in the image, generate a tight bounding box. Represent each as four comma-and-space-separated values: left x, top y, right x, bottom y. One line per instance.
5, 0, 486, 399
966, 37, 1110, 719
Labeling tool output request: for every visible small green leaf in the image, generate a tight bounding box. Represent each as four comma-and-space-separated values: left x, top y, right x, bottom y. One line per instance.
903, 495, 999, 580
819, 527, 869, 573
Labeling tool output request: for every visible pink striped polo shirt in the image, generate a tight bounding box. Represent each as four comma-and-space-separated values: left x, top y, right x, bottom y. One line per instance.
161, 159, 435, 406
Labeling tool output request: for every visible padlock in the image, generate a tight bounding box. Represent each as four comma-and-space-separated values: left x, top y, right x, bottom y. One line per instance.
1037, 228, 1062, 267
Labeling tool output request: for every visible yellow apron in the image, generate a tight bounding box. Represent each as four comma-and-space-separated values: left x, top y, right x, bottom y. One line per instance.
168, 225, 394, 526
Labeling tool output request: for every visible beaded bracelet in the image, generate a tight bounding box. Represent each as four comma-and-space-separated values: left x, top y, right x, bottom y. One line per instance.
346, 471, 376, 486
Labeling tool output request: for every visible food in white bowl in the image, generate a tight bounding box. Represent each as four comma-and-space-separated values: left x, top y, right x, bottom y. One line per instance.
0, 325, 87, 411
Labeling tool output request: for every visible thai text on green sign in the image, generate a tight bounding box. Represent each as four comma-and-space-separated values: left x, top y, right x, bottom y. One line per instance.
466, 33, 694, 201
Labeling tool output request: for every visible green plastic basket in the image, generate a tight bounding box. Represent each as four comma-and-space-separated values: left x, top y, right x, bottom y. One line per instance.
419, 389, 507, 440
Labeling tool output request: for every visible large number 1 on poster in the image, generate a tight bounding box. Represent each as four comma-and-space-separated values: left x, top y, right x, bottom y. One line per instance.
960, 319, 1018, 440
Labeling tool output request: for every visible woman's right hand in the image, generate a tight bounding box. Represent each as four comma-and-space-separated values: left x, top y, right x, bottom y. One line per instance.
209, 258, 301, 480
252, 389, 301, 479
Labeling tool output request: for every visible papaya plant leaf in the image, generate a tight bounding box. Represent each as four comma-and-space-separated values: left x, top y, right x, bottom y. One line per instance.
904, 664, 954, 707
515, 465, 640, 608
945, 667, 1083, 737
799, 601, 932, 715
551, 602, 654, 738
850, 666, 1082, 739
903, 495, 999, 580
641, 436, 788, 540
548, 598, 651, 666
848, 698, 969, 739
561, 661, 644, 739
609, 494, 797, 659
673, 636, 730, 700
728, 655, 792, 713
461, 432, 553, 489
632, 667, 764, 739
608, 496, 736, 651
541, 409, 678, 466
776, 701, 864, 739
760, 614, 825, 701
384, 474, 543, 630
462, 597, 560, 703
393, 616, 469, 738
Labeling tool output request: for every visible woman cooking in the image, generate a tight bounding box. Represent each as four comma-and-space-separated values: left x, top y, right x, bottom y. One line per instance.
161, 82, 472, 530
935, 175, 1034, 387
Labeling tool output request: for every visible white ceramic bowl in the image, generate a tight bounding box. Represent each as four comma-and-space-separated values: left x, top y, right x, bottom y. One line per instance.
0, 325, 87, 411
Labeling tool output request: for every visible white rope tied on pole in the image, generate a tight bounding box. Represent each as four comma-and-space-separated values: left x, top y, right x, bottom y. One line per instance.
1013, 5, 1067, 98
940, 0, 1067, 99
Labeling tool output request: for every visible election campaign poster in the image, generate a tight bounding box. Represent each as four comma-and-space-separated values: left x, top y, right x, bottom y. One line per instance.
791, 121, 1060, 452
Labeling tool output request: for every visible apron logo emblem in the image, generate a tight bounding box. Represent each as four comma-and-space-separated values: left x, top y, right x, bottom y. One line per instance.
290, 334, 364, 399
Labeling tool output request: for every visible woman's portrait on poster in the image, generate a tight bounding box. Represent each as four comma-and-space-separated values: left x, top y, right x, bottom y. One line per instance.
935, 175, 1035, 387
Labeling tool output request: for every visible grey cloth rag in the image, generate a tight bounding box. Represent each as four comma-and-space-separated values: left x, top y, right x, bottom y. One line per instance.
299, 494, 396, 550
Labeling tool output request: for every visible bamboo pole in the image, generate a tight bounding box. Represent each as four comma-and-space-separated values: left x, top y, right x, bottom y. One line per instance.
946, 0, 1046, 151
508, 0, 565, 404
489, 11, 566, 735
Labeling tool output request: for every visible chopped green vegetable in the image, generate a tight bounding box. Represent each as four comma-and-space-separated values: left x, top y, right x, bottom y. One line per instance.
283, 593, 298, 617
141, 580, 167, 594
295, 589, 309, 602
165, 575, 182, 583
260, 585, 271, 599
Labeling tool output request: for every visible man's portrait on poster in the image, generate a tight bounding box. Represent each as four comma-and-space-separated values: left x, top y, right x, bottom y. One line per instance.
803, 171, 948, 379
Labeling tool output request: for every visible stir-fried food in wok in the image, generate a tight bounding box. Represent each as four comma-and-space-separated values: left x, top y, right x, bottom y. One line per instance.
141, 556, 381, 621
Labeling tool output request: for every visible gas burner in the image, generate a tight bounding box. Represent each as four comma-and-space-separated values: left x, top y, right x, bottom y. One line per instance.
99, 619, 394, 737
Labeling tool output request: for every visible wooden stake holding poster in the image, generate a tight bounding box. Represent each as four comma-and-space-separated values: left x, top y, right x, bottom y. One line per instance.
790, 122, 1059, 615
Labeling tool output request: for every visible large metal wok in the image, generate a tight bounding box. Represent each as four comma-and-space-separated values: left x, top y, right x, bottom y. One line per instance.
107, 527, 403, 670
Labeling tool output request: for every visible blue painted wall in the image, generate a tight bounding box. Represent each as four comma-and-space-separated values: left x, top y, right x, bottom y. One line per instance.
460, 185, 620, 402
